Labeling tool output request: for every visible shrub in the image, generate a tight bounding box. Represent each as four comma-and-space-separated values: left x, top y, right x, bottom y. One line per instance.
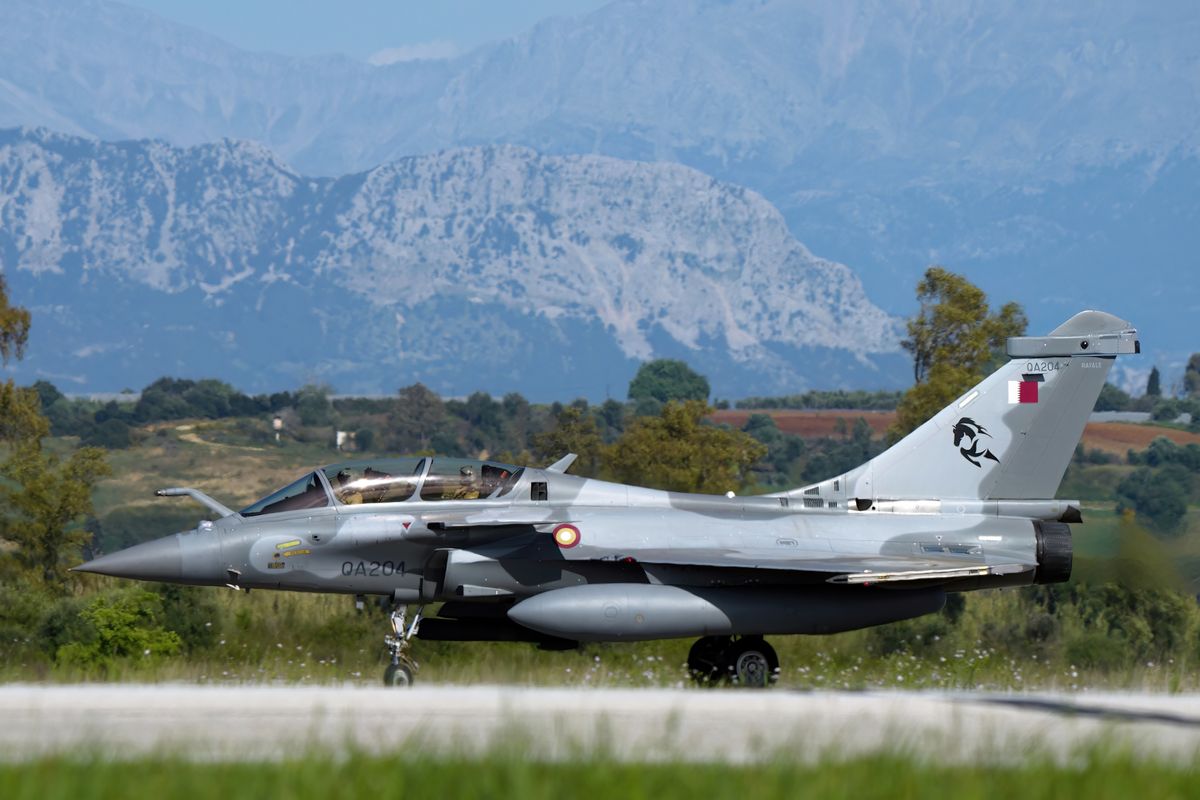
156, 584, 220, 653
54, 589, 182, 672
83, 418, 132, 449
1115, 465, 1191, 533
1064, 631, 1126, 670
627, 360, 709, 404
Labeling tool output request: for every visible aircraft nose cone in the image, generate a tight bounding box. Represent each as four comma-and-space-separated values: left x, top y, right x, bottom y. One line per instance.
74, 535, 182, 582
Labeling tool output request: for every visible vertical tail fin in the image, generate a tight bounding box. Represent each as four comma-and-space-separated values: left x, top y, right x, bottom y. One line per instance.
814, 311, 1139, 502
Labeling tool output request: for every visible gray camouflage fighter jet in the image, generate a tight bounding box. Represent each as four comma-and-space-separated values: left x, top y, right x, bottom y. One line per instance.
76, 311, 1139, 687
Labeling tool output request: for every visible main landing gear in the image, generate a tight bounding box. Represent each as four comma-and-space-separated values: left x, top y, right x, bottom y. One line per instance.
383, 604, 423, 687
687, 635, 780, 688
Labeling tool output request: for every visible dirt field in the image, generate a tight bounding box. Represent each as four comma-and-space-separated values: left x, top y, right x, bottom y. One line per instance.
713, 409, 1200, 454
1080, 422, 1200, 455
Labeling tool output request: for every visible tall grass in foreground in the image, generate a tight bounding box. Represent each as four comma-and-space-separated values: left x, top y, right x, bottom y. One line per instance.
4, 579, 1198, 691
3, 752, 1199, 800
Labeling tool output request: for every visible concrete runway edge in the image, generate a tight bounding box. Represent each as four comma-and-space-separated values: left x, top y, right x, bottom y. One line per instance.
3, 685, 1200, 764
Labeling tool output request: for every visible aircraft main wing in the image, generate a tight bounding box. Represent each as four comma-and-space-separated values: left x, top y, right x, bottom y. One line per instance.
417, 510, 1036, 584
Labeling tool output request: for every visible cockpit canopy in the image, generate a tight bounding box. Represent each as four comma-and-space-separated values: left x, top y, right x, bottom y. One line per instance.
238, 457, 524, 517
326, 457, 426, 505
239, 471, 328, 517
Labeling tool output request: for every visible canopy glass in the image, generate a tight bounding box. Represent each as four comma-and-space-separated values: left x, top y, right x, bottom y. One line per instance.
239, 456, 524, 516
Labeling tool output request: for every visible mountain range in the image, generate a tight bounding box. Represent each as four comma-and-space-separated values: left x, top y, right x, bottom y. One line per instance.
1, 129, 900, 397
5, 0, 1193, 179
1, 0, 1198, 393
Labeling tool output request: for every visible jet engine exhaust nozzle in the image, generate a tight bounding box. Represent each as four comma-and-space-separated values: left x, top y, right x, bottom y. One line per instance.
1033, 521, 1072, 584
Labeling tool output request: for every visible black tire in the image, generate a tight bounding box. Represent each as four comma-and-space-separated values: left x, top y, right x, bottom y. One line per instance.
383, 663, 413, 687
687, 636, 730, 685
722, 637, 779, 688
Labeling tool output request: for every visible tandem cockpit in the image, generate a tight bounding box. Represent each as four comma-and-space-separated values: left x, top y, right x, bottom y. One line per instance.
238, 458, 525, 517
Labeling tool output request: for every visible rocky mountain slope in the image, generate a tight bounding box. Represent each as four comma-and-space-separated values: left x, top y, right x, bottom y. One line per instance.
0, 129, 901, 397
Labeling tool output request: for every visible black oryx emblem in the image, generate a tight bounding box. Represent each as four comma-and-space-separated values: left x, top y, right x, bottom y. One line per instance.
953, 417, 1000, 468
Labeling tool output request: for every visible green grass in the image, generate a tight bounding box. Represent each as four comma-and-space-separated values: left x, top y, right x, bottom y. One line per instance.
3, 752, 1199, 800
6, 583, 1198, 692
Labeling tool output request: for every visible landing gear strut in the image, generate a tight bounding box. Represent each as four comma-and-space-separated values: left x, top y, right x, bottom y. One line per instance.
687, 635, 779, 688
383, 604, 423, 687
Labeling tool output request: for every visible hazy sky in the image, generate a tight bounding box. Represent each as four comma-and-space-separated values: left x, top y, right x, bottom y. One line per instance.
122, 0, 609, 62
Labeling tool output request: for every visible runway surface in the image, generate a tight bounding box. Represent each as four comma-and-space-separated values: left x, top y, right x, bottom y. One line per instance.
3, 685, 1200, 763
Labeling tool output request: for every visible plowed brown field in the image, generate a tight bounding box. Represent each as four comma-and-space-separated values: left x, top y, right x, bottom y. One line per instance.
1080, 422, 1200, 454
711, 409, 1200, 454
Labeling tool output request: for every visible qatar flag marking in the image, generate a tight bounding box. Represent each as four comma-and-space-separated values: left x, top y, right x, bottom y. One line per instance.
1008, 373, 1044, 404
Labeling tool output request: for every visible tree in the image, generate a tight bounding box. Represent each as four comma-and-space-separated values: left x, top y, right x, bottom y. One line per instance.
892, 267, 1027, 437
461, 392, 503, 452
0, 279, 45, 443
3, 445, 111, 585
0, 374, 49, 443
32, 380, 64, 410
604, 400, 766, 493
627, 359, 710, 404
0, 281, 110, 588
532, 406, 603, 477
83, 418, 133, 449
596, 398, 627, 441
803, 417, 880, 483
1185, 354, 1200, 397
1095, 382, 1133, 412
742, 414, 806, 487
388, 383, 446, 453
500, 392, 533, 453
0, 273, 30, 364
133, 377, 197, 422
1146, 366, 1162, 397
181, 379, 237, 419
295, 383, 335, 427
742, 413, 782, 445
1115, 465, 1191, 534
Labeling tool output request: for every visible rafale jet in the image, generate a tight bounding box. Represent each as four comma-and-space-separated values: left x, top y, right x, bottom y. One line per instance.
76, 311, 1139, 686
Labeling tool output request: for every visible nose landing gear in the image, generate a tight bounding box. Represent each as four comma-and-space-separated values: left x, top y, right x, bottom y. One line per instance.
383, 605, 423, 687
687, 635, 780, 688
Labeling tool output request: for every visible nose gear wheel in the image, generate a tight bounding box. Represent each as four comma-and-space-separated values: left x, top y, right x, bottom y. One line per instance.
382, 604, 423, 687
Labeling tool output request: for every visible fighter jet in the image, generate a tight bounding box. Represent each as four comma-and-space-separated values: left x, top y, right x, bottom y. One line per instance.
76, 311, 1139, 687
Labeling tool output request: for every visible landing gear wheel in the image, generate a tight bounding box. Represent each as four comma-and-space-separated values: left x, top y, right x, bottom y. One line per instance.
687, 636, 730, 685
381, 604, 423, 688
722, 637, 779, 688
383, 663, 413, 687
